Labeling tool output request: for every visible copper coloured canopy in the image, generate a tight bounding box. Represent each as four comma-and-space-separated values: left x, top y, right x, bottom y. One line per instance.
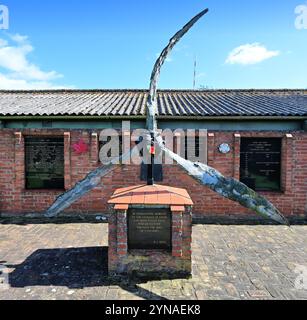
108, 184, 193, 211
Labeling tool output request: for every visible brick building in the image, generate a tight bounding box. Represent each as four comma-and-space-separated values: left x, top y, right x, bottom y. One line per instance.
0, 89, 307, 221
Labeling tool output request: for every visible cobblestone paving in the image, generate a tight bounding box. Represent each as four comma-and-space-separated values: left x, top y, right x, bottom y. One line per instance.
0, 223, 307, 300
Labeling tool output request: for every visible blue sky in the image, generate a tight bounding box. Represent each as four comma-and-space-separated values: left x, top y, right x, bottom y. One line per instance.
0, 0, 306, 89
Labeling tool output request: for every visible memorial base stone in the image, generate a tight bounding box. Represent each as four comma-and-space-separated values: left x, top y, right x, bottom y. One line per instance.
107, 185, 193, 278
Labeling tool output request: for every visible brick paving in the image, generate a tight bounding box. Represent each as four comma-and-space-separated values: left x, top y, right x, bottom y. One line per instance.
0, 222, 307, 300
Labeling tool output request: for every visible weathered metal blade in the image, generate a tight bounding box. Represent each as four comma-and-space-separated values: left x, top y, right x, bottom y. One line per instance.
45, 150, 132, 218
156, 136, 289, 225
45, 8, 288, 226
146, 8, 288, 225
45, 10, 210, 218
146, 8, 209, 132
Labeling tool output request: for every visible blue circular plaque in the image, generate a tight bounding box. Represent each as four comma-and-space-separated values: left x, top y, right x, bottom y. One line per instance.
219, 143, 231, 154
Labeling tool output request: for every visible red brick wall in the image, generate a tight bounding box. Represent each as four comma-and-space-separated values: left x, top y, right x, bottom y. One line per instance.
0, 128, 306, 218
108, 206, 192, 276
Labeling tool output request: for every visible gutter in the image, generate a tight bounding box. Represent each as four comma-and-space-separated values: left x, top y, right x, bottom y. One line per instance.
0, 115, 307, 121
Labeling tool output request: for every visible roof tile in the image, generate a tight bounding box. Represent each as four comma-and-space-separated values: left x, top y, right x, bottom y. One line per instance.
0, 89, 306, 117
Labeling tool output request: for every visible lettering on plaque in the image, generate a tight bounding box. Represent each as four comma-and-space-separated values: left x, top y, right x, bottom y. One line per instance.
240, 138, 282, 191
128, 209, 172, 251
25, 137, 64, 190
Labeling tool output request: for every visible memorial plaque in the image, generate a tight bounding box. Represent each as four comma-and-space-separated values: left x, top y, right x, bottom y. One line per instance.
128, 209, 172, 251
25, 137, 64, 190
240, 138, 282, 191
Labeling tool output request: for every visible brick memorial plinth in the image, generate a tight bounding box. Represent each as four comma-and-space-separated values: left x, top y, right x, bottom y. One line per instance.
107, 184, 193, 278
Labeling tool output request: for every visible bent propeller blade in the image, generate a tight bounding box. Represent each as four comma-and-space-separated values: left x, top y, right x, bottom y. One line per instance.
45, 7, 288, 225
156, 136, 289, 225
146, 9, 288, 225
147, 8, 209, 132
45, 9, 210, 218
45, 150, 132, 218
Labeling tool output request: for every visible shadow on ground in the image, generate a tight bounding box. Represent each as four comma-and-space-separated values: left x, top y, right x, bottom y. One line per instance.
5, 247, 169, 300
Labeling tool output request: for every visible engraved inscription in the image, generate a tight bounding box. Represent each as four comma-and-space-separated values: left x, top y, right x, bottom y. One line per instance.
128, 209, 172, 251
25, 137, 64, 190
240, 138, 282, 191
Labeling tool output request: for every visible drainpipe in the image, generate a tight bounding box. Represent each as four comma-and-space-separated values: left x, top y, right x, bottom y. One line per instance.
303, 120, 307, 132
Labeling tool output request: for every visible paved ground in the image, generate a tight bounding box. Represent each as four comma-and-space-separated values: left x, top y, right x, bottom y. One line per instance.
0, 223, 307, 300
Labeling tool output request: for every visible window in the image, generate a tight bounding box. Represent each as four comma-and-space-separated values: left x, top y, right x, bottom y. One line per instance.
25, 137, 64, 190
173, 131, 200, 160
240, 138, 282, 192
185, 135, 200, 160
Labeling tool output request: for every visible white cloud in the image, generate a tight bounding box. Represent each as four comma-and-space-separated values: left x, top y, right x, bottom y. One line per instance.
0, 39, 8, 47
0, 74, 69, 90
226, 43, 280, 65
0, 33, 71, 89
10, 34, 29, 44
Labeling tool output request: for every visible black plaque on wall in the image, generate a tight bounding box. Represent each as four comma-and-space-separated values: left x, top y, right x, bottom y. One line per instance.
240, 138, 282, 191
25, 137, 64, 190
128, 209, 172, 251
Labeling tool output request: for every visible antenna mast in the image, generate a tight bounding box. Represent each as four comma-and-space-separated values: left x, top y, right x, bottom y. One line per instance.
193, 56, 197, 90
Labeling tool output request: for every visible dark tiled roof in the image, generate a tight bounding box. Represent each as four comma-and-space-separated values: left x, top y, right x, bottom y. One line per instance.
0, 89, 307, 118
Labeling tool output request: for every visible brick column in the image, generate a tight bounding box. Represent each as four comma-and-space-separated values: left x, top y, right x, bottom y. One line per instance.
207, 133, 215, 167
174, 130, 185, 158
108, 185, 193, 277
14, 132, 25, 189
108, 209, 118, 274
171, 206, 184, 258
64, 132, 72, 190
283, 134, 294, 194
234, 133, 241, 180
116, 209, 128, 256
90, 132, 99, 165
182, 207, 192, 273
186, 130, 195, 161
14, 132, 25, 212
